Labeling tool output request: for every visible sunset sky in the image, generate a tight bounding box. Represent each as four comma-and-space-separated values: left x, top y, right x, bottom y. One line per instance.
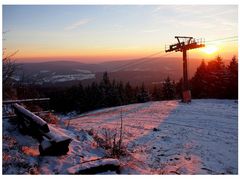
3, 5, 238, 63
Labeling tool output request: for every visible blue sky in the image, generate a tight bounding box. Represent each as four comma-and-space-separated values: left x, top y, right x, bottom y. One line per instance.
3, 5, 238, 62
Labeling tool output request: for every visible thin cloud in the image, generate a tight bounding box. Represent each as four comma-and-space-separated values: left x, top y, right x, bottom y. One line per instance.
152, 6, 166, 13
65, 18, 92, 30
142, 29, 162, 33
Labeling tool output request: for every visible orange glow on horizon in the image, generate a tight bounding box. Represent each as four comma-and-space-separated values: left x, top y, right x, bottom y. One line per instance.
12, 42, 237, 63
13, 47, 167, 62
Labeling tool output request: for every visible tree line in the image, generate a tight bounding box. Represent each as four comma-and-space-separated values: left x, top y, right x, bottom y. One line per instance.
47, 72, 176, 113
3, 56, 238, 114
190, 56, 238, 99
48, 56, 238, 113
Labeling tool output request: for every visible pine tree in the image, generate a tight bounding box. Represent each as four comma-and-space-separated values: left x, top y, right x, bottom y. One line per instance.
69, 83, 85, 112
137, 83, 150, 103
99, 72, 112, 107
162, 76, 175, 100
102, 71, 111, 86
107, 80, 122, 106
152, 84, 162, 101
175, 78, 183, 99
134, 86, 140, 102
117, 81, 125, 105
191, 60, 208, 98
227, 56, 238, 99
88, 82, 102, 110
125, 82, 135, 104
207, 56, 228, 98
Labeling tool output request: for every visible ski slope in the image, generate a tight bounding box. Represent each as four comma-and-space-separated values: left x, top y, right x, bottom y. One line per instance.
69, 99, 238, 174
2, 99, 238, 174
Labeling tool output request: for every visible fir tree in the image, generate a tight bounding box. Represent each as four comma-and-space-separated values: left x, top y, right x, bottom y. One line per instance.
125, 82, 135, 104
99, 72, 112, 107
227, 56, 238, 99
152, 84, 162, 101
191, 60, 208, 98
162, 77, 175, 100
175, 78, 183, 99
207, 56, 228, 98
117, 81, 125, 105
137, 83, 150, 103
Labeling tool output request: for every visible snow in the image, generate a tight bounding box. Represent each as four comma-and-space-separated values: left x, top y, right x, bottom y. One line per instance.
3, 118, 40, 174
2, 99, 238, 174
47, 73, 95, 82
67, 99, 238, 174
40, 70, 50, 73
2, 116, 108, 174
74, 69, 92, 74
30, 73, 96, 84
11, 75, 21, 81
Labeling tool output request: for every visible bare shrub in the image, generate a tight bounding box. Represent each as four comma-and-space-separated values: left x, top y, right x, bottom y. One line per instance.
39, 112, 59, 124
28, 166, 40, 175
87, 108, 126, 158
3, 51, 18, 99
90, 128, 126, 158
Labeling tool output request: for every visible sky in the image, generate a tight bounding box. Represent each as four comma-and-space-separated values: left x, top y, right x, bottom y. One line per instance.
3, 5, 238, 63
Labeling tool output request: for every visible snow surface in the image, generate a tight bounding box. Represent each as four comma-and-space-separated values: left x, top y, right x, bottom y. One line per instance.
44, 73, 95, 83
68, 99, 238, 174
74, 69, 92, 74
2, 99, 238, 174
2, 117, 107, 174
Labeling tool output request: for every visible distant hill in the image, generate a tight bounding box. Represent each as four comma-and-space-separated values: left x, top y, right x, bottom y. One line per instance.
14, 57, 205, 86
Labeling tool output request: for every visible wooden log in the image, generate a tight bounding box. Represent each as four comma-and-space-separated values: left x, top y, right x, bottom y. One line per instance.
13, 103, 50, 133
67, 158, 120, 174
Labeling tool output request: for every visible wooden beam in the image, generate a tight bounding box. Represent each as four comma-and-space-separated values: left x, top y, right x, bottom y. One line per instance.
3, 98, 50, 104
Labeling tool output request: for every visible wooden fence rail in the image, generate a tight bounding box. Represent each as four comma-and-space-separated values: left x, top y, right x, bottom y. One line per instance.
3, 98, 50, 104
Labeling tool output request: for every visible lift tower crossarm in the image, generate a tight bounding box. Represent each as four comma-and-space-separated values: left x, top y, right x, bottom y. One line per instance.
165, 36, 205, 103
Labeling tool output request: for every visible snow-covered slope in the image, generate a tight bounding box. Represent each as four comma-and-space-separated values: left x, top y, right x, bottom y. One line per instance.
68, 99, 238, 174
3, 99, 238, 174
2, 118, 107, 174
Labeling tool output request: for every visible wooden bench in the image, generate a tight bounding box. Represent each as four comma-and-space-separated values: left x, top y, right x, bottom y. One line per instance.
13, 103, 72, 156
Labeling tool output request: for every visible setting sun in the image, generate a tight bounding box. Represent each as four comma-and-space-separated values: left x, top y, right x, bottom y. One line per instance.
202, 45, 218, 54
